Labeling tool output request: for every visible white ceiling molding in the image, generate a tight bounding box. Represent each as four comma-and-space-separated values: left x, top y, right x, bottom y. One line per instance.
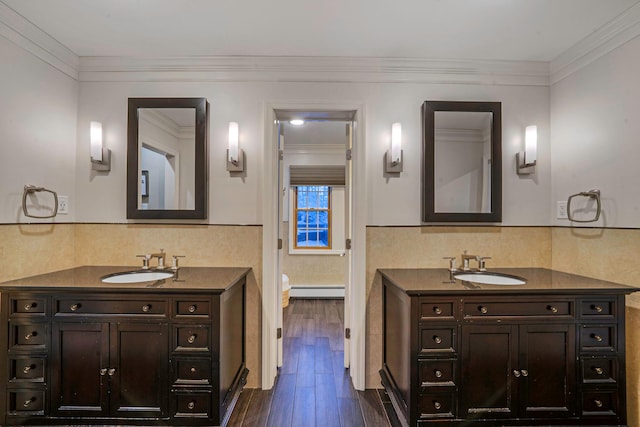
550, 2, 640, 85
0, 1, 78, 79
78, 55, 550, 86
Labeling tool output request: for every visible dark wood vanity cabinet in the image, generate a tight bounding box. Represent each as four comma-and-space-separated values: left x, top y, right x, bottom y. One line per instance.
379, 268, 634, 427
0, 268, 248, 426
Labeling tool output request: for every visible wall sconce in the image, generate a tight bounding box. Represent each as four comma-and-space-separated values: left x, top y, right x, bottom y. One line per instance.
227, 122, 245, 172
90, 121, 111, 172
516, 125, 537, 175
385, 122, 403, 173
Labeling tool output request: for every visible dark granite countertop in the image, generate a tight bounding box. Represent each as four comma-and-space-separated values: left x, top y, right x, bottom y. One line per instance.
0, 266, 251, 294
378, 267, 638, 296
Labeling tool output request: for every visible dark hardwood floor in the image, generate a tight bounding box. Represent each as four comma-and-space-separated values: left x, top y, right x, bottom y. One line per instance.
229, 298, 396, 427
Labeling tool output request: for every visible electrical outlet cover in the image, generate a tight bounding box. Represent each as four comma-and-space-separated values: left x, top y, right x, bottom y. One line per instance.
58, 195, 69, 215
556, 201, 567, 219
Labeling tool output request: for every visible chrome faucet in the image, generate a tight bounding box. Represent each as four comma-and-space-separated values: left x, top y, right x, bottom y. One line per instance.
149, 249, 166, 269
477, 256, 492, 271
461, 251, 477, 271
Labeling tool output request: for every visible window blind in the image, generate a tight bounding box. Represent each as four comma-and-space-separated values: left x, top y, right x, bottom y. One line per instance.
289, 165, 345, 186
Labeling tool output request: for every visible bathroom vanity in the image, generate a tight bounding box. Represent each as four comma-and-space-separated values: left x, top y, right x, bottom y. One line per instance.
0, 266, 249, 426
379, 268, 637, 427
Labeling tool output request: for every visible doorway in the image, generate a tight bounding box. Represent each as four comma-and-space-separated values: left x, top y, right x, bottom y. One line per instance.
262, 104, 366, 391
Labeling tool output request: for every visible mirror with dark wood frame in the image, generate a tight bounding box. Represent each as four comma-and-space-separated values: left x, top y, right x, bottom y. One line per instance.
127, 97, 209, 219
422, 100, 502, 222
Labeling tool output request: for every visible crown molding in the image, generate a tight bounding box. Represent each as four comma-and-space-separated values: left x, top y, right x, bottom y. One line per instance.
550, 3, 640, 85
0, 1, 79, 79
78, 55, 550, 86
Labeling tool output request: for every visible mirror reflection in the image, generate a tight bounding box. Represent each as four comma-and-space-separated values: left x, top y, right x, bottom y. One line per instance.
127, 97, 208, 220
422, 101, 502, 222
138, 108, 196, 210
434, 111, 493, 213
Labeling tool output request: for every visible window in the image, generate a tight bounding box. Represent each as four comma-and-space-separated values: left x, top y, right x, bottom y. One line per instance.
294, 185, 331, 249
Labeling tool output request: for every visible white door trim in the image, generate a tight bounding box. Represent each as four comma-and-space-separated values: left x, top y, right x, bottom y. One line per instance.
261, 101, 367, 391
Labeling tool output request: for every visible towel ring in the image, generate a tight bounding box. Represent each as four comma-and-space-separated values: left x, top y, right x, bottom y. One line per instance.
22, 185, 58, 219
567, 189, 601, 223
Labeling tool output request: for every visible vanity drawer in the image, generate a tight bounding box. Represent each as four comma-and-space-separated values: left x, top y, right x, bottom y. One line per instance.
419, 299, 457, 321
9, 357, 46, 383
581, 357, 617, 384
419, 327, 457, 355
463, 300, 572, 318
55, 298, 168, 316
10, 296, 48, 317
174, 325, 211, 352
580, 325, 616, 352
419, 359, 456, 388
173, 358, 213, 385
175, 300, 211, 317
173, 391, 212, 418
418, 392, 455, 419
10, 323, 48, 350
580, 299, 615, 318
581, 390, 619, 417
8, 389, 46, 415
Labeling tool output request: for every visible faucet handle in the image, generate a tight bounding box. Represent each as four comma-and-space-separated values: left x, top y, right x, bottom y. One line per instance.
477, 256, 492, 271
442, 256, 457, 272
171, 255, 185, 270
136, 254, 151, 269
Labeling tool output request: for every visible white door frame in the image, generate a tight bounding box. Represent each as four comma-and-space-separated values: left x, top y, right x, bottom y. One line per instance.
261, 101, 367, 391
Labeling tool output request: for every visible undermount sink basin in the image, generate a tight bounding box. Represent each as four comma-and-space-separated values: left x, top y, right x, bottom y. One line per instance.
454, 271, 526, 286
101, 270, 174, 284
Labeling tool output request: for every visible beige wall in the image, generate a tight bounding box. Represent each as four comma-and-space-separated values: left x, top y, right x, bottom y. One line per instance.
0, 223, 263, 388
365, 226, 553, 387
281, 221, 346, 287
552, 227, 640, 426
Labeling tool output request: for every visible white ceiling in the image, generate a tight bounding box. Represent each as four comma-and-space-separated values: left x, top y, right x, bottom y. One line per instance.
3, 0, 639, 62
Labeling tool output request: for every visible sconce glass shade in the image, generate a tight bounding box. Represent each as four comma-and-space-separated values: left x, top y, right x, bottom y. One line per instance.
525, 125, 537, 164
90, 121, 103, 162
391, 122, 402, 164
228, 122, 239, 163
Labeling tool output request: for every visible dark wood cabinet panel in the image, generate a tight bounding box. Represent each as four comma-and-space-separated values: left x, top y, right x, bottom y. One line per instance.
380, 272, 632, 426
0, 273, 248, 426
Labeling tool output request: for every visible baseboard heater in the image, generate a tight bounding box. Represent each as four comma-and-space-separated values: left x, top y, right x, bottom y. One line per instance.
289, 284, 345, 298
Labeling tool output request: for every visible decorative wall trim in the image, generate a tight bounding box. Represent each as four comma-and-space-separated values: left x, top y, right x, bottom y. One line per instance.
77, 55, 550, 86
284, 143, 346, 154
290, 285, 345, 299
0, 1, 78, 79
550, 3, 640, 84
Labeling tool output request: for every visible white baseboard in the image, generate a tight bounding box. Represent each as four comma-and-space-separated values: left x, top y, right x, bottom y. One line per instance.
289, 285, 344, 298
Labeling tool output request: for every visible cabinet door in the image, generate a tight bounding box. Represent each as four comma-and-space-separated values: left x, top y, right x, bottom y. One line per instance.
110, 322, 169, 418
51, 322, 110, 417
460, 324, 518, 418
519, 324, 575, 418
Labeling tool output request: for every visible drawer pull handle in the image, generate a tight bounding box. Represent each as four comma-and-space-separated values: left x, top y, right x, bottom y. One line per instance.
434, 369, 443, 378
513, 370, 521, 378
188, 305, 197, 313
591, 334, 603, 342
593, 367, 604, 375
591, 304, 603, 313
594, 399, 603, 408
24, 303, 35, 311
100, 368, 107, 376
520, 369, 529, 377
70, 304, 79, 312
108, 368, 116, 376
24, 331, 37, 340
188, 334, 197, 344
479, 306, 488, 314
548, 305, 558, 313
23, 364, 35, 374
433, 336, 442, 344
433, 401, 442, 410
142, 304, 151, 312
190, 367, 197, 373
433, 307, 442, 315
23, 398, 34, 408
187, 401, 196, 410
